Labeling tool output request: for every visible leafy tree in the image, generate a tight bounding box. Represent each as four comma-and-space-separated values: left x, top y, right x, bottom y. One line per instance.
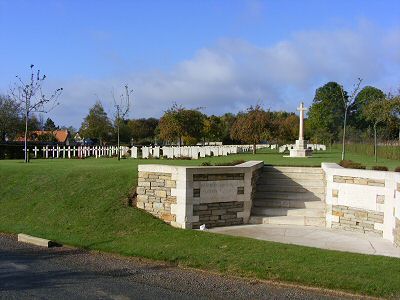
352, 86, 385, 130
230, 105, 271, 154
220, 113, 237, 144
79, 101, 112, 145
116, 119, 132, 145
203, 115, 225, 143
28, 115, 42, 131
0, 95, 21, 142
158, 104, 205, 145
43, 118, 58, 131
272, 112, 299, 144
307, 82, 345, 146
128, 118, 158, 144
388, 93, 400, 142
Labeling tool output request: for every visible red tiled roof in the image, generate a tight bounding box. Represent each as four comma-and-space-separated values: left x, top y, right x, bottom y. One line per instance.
15, 130, 69, 143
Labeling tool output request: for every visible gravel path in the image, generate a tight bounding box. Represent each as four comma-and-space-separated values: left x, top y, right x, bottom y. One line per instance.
0, 234, 366, 299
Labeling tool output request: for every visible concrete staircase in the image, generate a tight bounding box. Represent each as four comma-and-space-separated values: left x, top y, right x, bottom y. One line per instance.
250, 166, 326, 226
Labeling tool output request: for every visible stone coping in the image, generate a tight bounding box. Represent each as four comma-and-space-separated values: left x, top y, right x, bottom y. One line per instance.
322, 162, 400, 179
138, 161, 264, 173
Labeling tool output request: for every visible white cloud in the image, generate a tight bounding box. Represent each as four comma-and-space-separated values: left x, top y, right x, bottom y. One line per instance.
48, 24, 400, 128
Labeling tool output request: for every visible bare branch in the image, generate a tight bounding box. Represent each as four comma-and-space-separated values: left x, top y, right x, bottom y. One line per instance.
8, 65, 63, 162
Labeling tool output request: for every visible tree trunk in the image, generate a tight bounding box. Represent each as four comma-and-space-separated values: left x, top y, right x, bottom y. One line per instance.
24, 111, 29, 163
341, 109, 347, 161
374, 123, 377, 163
117, 122, 120, 161
253, 143, 256, 154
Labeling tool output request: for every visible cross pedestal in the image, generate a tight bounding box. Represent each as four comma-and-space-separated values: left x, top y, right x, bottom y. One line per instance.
289, 102, 312, 158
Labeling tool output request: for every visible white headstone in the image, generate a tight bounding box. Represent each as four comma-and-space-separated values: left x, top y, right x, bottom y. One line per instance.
153, 146, 160, 158
142, 146, 149, 159
131, 146, 138, 158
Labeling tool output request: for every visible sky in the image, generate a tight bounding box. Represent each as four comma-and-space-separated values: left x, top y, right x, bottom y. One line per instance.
0, 0, 399, 128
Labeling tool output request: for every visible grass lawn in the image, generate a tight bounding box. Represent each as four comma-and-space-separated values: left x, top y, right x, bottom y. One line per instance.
0, 150, 399, 298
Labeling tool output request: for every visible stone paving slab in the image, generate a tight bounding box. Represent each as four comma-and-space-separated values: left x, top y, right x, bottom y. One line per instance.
209, 224, 400, 258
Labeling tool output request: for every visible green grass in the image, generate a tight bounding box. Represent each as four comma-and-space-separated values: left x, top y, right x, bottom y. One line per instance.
333, 143, 400, 161
0, 151, 400, 298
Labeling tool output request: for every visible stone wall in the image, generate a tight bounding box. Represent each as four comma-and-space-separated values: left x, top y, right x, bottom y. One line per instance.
136, 171, 177, 224
394, 218, 400, 247
331, 205, 384, 236
323, 163, 400, 244
251, 168, 262, 204
191, 201, 244, 229
137, 161, 264, 229
333, 175, 385, 187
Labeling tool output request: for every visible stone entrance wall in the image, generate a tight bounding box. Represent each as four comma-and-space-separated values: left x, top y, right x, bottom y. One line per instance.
137, 161, 264, 229
136, 161, 400, 247
323, 163, 400, 244
394, 218, 400, 247
136, 171, 177, 224
192, 201, 244, 229
331, 205, 384, 236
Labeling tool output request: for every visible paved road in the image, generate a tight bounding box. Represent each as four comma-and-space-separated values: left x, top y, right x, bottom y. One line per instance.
0, 234, 361, 300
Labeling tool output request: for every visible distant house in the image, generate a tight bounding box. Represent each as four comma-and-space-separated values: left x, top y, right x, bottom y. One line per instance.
15, 130, 71, 145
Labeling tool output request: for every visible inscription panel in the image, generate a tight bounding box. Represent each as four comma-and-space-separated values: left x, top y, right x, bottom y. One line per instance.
196, 181, 243, 202
193, 173, 244, 181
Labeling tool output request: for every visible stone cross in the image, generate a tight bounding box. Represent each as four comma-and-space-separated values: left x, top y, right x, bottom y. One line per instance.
297, 102, 307, 141
33, 146, 39, 158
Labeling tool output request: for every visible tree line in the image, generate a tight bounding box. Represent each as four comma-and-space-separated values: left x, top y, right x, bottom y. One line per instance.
1, 67, 399, 159
77, 101, 300, 153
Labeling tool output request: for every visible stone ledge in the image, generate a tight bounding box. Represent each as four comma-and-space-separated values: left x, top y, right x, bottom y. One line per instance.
333, 175, 385, 187
18, 233, 53, 248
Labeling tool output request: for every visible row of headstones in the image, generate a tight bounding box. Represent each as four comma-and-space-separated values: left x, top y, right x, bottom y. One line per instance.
26, 146, 130, 159
26, 144, 271, 160
134, 144, 268, 159
278, 144, 327, 153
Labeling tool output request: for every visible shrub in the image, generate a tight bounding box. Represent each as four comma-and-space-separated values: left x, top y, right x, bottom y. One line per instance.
214, 160, 246, 166
201, 161, 212, 166
372, 166, 388, 171
394, 166, 400, 172
339, 160, 366, 170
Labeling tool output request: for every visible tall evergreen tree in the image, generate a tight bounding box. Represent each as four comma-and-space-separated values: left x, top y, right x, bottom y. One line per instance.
43, 118, 58, 131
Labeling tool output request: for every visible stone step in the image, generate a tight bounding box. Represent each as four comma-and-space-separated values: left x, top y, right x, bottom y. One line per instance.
255, 184, 325, 194
249, 215, 326, 226
254, 191, 324, 201
259, 172, 324, 180
263, 166, 323, 174
256, 177, 325, 187
251, 207, 325, 218
253, 199, 325, 209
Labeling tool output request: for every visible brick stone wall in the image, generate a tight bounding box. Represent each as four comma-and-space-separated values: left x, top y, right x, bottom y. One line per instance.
251, 168, 262, 204
331, 205, 384, 236
136, 171, 177, 224
191, 201, 244, 229
333, 175, 385, 187
394, 218, 400, 247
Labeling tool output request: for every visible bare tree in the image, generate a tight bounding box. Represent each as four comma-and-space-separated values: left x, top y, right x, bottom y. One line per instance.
10, 65, 63, 163
363, 97, 392, 162
340, 78, 362, 160
112, 85, 133, 160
